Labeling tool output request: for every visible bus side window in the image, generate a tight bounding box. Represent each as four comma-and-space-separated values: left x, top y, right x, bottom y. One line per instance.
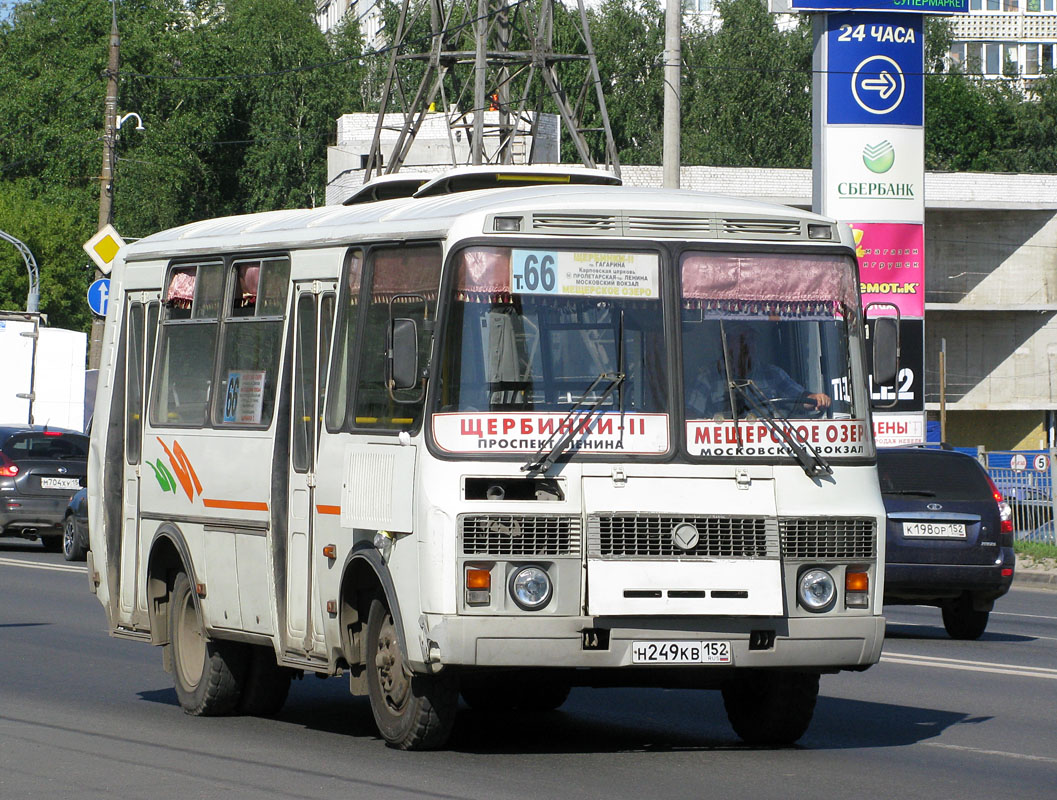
325, 249, 364, 432
150, 262, 224, 427
213, 257, 291, 427
353, 244, 441, 432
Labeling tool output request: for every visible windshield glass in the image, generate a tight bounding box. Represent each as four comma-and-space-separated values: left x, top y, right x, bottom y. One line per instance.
680, 251, 871, 459
433, 246, 669, 456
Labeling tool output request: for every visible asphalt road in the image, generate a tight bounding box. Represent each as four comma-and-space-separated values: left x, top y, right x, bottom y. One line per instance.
2, 540, 1055, 800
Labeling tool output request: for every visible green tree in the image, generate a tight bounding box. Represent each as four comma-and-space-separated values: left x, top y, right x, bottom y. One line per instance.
682, 0, 812, 168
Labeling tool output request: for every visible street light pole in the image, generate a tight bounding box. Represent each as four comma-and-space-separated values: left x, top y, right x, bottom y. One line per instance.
89, 8, 120, 370
0, 230, 39, 313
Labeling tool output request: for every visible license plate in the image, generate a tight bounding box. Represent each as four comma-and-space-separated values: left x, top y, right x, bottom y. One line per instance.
40, 477, 80, 490
631, 640, 732, 665
902, 521, 966, 538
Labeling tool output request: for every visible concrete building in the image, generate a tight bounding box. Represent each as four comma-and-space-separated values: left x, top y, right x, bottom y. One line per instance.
947, 4, 1057, 83
315, 0, 385, 48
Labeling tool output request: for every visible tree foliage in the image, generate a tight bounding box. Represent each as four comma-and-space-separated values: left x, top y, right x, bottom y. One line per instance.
0, 0, 365, 331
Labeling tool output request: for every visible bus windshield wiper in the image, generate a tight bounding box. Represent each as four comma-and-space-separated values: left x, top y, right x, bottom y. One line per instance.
729, 380, 833, 478
522, 371, 625, 474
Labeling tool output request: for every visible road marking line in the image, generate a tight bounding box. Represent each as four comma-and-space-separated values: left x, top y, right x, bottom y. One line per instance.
882, 654, 1057, 680
992, 610, 1057, 622
0, 557, 86, 574
884, 651, 1057, 674
924, 742, 1057, 765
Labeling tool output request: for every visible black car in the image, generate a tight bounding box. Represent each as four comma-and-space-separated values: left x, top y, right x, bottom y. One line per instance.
0, 425, 89, 552
62, 486, 89, 561
878, 447, 1015, 640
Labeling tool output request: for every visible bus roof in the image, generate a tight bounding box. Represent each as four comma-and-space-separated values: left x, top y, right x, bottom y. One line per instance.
120, 184, 846, 262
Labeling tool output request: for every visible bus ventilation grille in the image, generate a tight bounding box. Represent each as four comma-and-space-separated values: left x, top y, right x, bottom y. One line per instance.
779, 518, 877, 560
587, 515, 779, 559
459, 514, 582, 556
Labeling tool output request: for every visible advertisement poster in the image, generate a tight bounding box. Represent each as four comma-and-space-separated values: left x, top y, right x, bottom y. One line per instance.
432, 412, 669, 455
873, 412, 925, 447
852, 222, 924, 317
822, 127, 924, 222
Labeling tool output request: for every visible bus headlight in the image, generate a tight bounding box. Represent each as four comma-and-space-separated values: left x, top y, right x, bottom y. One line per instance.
798, 568, 836, 612
509, 566, 552, 610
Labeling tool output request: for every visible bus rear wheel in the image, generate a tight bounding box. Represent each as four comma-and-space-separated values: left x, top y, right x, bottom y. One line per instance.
721, 670, 819, 746
169, 571, 246, 716
365, 597, 457, 750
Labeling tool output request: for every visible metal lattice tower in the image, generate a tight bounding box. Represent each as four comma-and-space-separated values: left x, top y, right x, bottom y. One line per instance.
364, 0, 620, 180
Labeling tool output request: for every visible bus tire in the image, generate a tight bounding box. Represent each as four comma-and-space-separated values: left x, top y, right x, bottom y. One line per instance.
238, 645, 293, 717
169, 571, 246, 716
721, 670, 819, 746
365, 597, 457, 750
461, 676, 570, 712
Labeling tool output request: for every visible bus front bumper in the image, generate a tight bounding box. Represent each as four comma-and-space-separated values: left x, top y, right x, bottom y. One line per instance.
421, 613, 886, 673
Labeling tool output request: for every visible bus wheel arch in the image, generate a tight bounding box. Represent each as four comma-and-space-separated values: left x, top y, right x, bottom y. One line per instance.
338, 544, 408, 676
145, 524, 198, 654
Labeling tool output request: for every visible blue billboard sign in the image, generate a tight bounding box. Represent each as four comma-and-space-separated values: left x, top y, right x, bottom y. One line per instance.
826, 13, 923, 126
790, 0, 967, 13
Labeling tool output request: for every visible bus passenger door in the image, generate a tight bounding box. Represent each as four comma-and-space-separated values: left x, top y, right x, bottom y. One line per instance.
285, 283, 335, 655
120, 293, 159, 624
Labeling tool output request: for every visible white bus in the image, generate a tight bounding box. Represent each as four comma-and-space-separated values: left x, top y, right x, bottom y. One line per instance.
88, 167, 897, 750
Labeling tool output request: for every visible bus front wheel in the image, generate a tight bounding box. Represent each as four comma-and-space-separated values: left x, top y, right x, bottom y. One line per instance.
169, 571, 246, 716
365, 597, 457, 750
721, 670, 819, 746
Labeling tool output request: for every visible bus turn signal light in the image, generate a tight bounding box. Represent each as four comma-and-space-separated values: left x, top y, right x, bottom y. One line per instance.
323, 544, 337, 559
465, 567, 491, 606
845, 571, 869, 608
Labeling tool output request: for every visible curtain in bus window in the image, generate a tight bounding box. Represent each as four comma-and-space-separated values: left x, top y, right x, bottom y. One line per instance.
214, 257, 290, 427
150, 263, 223, 427
680, 253, 857, 317
353, 245, 441, 431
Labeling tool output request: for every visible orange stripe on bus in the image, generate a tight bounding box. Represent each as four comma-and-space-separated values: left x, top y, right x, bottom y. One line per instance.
316, 504, 341, 515
202, 498, 269, 512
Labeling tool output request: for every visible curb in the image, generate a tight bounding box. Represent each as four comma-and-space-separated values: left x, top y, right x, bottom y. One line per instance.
1013, 570, 1057, 590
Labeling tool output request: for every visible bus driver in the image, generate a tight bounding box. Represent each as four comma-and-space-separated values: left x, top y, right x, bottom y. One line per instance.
687, 322, 832, 418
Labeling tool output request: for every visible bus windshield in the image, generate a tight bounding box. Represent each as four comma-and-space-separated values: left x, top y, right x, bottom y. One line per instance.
680, 251, 870, 459
433, 245, 668, 455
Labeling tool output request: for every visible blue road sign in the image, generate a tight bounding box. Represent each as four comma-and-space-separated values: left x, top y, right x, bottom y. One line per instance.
827, 12, 923, 126
791, 0, 967, 13
87, 278, 110, 317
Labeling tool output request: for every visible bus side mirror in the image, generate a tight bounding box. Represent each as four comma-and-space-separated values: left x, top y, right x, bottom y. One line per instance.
388, 318, 419, 392
871, 316, 899, 387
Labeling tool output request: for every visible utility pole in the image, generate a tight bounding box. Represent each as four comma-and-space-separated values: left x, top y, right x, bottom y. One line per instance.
89, 9, 120, 371
662, 0, 681, 189
939, 338, 947, 445
365, 0, 619, 179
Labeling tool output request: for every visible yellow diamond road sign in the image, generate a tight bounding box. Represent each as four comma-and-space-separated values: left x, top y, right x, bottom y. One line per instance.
82, 224, 126, 275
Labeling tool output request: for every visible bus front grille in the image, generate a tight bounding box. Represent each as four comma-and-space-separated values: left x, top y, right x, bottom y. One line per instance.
779, 518, 877, 559
460, 514, 582, 556
588, 515, 778, 559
